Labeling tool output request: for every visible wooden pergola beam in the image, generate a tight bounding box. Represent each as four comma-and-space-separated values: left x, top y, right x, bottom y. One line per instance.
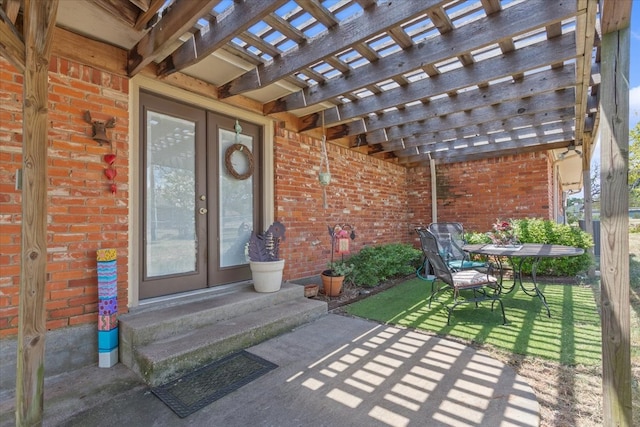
219, 0, 448, 98
0, 6, 25, 72
155, 0, 289, 77
333, 88, 576, 144
391, 120, 575, 157
599, 20, 632, 427
309, 32, 576, 134
269, 0, 575, 116
397, 132, 573, 164
16, 1, 59, 425
127, 0, 219, 76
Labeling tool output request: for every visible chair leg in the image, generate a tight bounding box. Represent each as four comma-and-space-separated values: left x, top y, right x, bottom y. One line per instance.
495, 298, 507, 324
427, 278, 439, 308
447, 286, 506, 325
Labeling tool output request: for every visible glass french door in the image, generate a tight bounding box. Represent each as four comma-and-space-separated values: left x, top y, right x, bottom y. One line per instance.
140, 92, 261, 299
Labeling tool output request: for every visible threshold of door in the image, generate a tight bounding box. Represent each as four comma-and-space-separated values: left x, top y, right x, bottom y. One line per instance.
136, 280, 254, 313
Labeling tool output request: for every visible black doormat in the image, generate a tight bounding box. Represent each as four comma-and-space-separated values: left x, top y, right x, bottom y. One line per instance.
151, 350, 278, 418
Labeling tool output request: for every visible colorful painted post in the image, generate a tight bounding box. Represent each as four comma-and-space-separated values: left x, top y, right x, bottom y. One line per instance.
96, 248, 118, 368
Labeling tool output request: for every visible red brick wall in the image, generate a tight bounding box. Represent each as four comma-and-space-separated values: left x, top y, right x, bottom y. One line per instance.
274, 125, 411, 280
0, 56, 556, 337
407, 153, 553, 234
406, 165, 433, 229
0, 57, 129, 337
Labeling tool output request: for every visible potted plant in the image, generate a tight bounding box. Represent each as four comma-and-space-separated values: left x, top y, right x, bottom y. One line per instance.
321, 224, 356, 297
247, 221, 286, 292
487, 218, 520, 247
322, 261, 354, 297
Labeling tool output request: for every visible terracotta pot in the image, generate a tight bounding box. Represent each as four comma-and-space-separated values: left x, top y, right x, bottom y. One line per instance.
321, 271, 345, 297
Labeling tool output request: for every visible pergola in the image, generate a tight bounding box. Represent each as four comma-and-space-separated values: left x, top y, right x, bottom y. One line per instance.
0, 0, 631, 425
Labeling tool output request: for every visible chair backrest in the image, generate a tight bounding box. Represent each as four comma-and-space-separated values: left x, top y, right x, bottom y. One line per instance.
428, 222, 467, 263
415, 228, 454, 287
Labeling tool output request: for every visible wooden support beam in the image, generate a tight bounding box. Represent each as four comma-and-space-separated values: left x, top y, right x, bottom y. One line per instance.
155, 0, 289, 77
388, 120, 574, 156
300, 31, 577, 132
600, 0, 632, 34
219, 0, 448, 98
128, 0, 220, 76
332, 88, 576, 144
2, 0, 21, 23
272, 0, 576, 117
574, 0, 597, 154
599, 26, 632, 426
405, 139, 570, 166
134, 0, 165, 31
398, 132, 573, 164
0, 6, 25, 72
356, 107, 575, 151
16, 1, 59, 425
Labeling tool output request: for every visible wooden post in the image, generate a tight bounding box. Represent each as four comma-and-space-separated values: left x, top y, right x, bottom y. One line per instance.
430, 157, 437, 222
16, 1, 59, 426
599, 26, 632, 426
582, 133, 595, 278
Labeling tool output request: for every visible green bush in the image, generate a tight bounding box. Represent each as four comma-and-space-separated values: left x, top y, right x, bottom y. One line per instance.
466, 218, 594, 276
346, 243, 422, 287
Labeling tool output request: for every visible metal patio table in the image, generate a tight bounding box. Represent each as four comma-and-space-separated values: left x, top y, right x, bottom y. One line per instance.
463, 243, 584, 317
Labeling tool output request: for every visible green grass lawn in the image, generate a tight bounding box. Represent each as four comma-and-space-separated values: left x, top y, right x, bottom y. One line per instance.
345, 277, 602, 365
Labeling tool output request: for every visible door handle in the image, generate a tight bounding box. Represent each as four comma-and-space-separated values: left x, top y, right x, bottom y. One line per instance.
199, 208, 208, 215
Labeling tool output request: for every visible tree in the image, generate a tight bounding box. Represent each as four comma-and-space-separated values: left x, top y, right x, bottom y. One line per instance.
591, 164, 601, 201
630, 123, 640, 206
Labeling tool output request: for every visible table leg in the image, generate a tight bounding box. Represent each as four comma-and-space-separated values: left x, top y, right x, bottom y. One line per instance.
518, 256, 551, 317
492, 256, 516, 294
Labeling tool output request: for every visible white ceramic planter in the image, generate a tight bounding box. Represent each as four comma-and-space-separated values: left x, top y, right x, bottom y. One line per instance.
249, 259, 285, 292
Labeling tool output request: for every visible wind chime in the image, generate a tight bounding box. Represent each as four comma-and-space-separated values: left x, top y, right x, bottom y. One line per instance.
318, 112, 331, 209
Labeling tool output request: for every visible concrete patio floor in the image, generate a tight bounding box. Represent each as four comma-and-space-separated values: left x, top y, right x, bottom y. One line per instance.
0, 314, 539, 427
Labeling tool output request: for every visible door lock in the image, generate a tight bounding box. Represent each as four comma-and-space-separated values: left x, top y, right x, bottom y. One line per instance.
199, 208, 208, 215
200, 195, 206, 201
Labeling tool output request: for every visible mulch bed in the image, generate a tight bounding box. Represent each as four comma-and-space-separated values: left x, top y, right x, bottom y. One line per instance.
308, 275, 410, 311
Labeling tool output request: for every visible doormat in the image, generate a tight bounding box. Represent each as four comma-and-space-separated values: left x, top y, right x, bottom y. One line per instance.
151, 350, 278, 418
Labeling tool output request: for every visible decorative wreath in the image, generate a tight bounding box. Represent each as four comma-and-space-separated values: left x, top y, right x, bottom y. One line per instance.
224, 143, 254, 180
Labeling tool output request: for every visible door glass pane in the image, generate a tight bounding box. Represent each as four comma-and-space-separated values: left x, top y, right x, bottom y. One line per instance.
219, 128, 254, 267
145, 111, 197, 277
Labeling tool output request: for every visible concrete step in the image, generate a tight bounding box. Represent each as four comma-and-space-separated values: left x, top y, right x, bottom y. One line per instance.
118, 282, 327, 386
119, 282, 304, 349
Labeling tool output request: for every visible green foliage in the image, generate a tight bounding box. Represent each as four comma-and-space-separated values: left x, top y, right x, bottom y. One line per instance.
565, 198, 583, 225
631, 123, 640, 206
347, 243, 422, 287
326, 261, 354, 277
463, 232, 492, 244
466, 218, 594, 276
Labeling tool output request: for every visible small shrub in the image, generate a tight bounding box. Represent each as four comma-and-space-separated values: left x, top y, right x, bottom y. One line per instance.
347, 243, 422, 287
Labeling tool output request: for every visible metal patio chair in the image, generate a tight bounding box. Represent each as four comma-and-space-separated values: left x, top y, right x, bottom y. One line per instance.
428, 222, 488, 271
416, 228, 506, 325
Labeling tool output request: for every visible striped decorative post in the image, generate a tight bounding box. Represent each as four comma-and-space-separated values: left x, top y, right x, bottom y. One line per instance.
96, 249, 118, 368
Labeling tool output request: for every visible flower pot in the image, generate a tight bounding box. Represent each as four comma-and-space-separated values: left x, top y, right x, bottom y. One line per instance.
321, 271, 345, 297
250, 259, 285, 293
318, 172, 331, 186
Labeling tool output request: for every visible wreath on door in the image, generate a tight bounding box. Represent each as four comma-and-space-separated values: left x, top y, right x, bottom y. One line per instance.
224, 143, 254, 180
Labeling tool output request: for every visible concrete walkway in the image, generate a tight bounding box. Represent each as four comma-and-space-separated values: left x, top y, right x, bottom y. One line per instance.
0, 314, 539, 427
